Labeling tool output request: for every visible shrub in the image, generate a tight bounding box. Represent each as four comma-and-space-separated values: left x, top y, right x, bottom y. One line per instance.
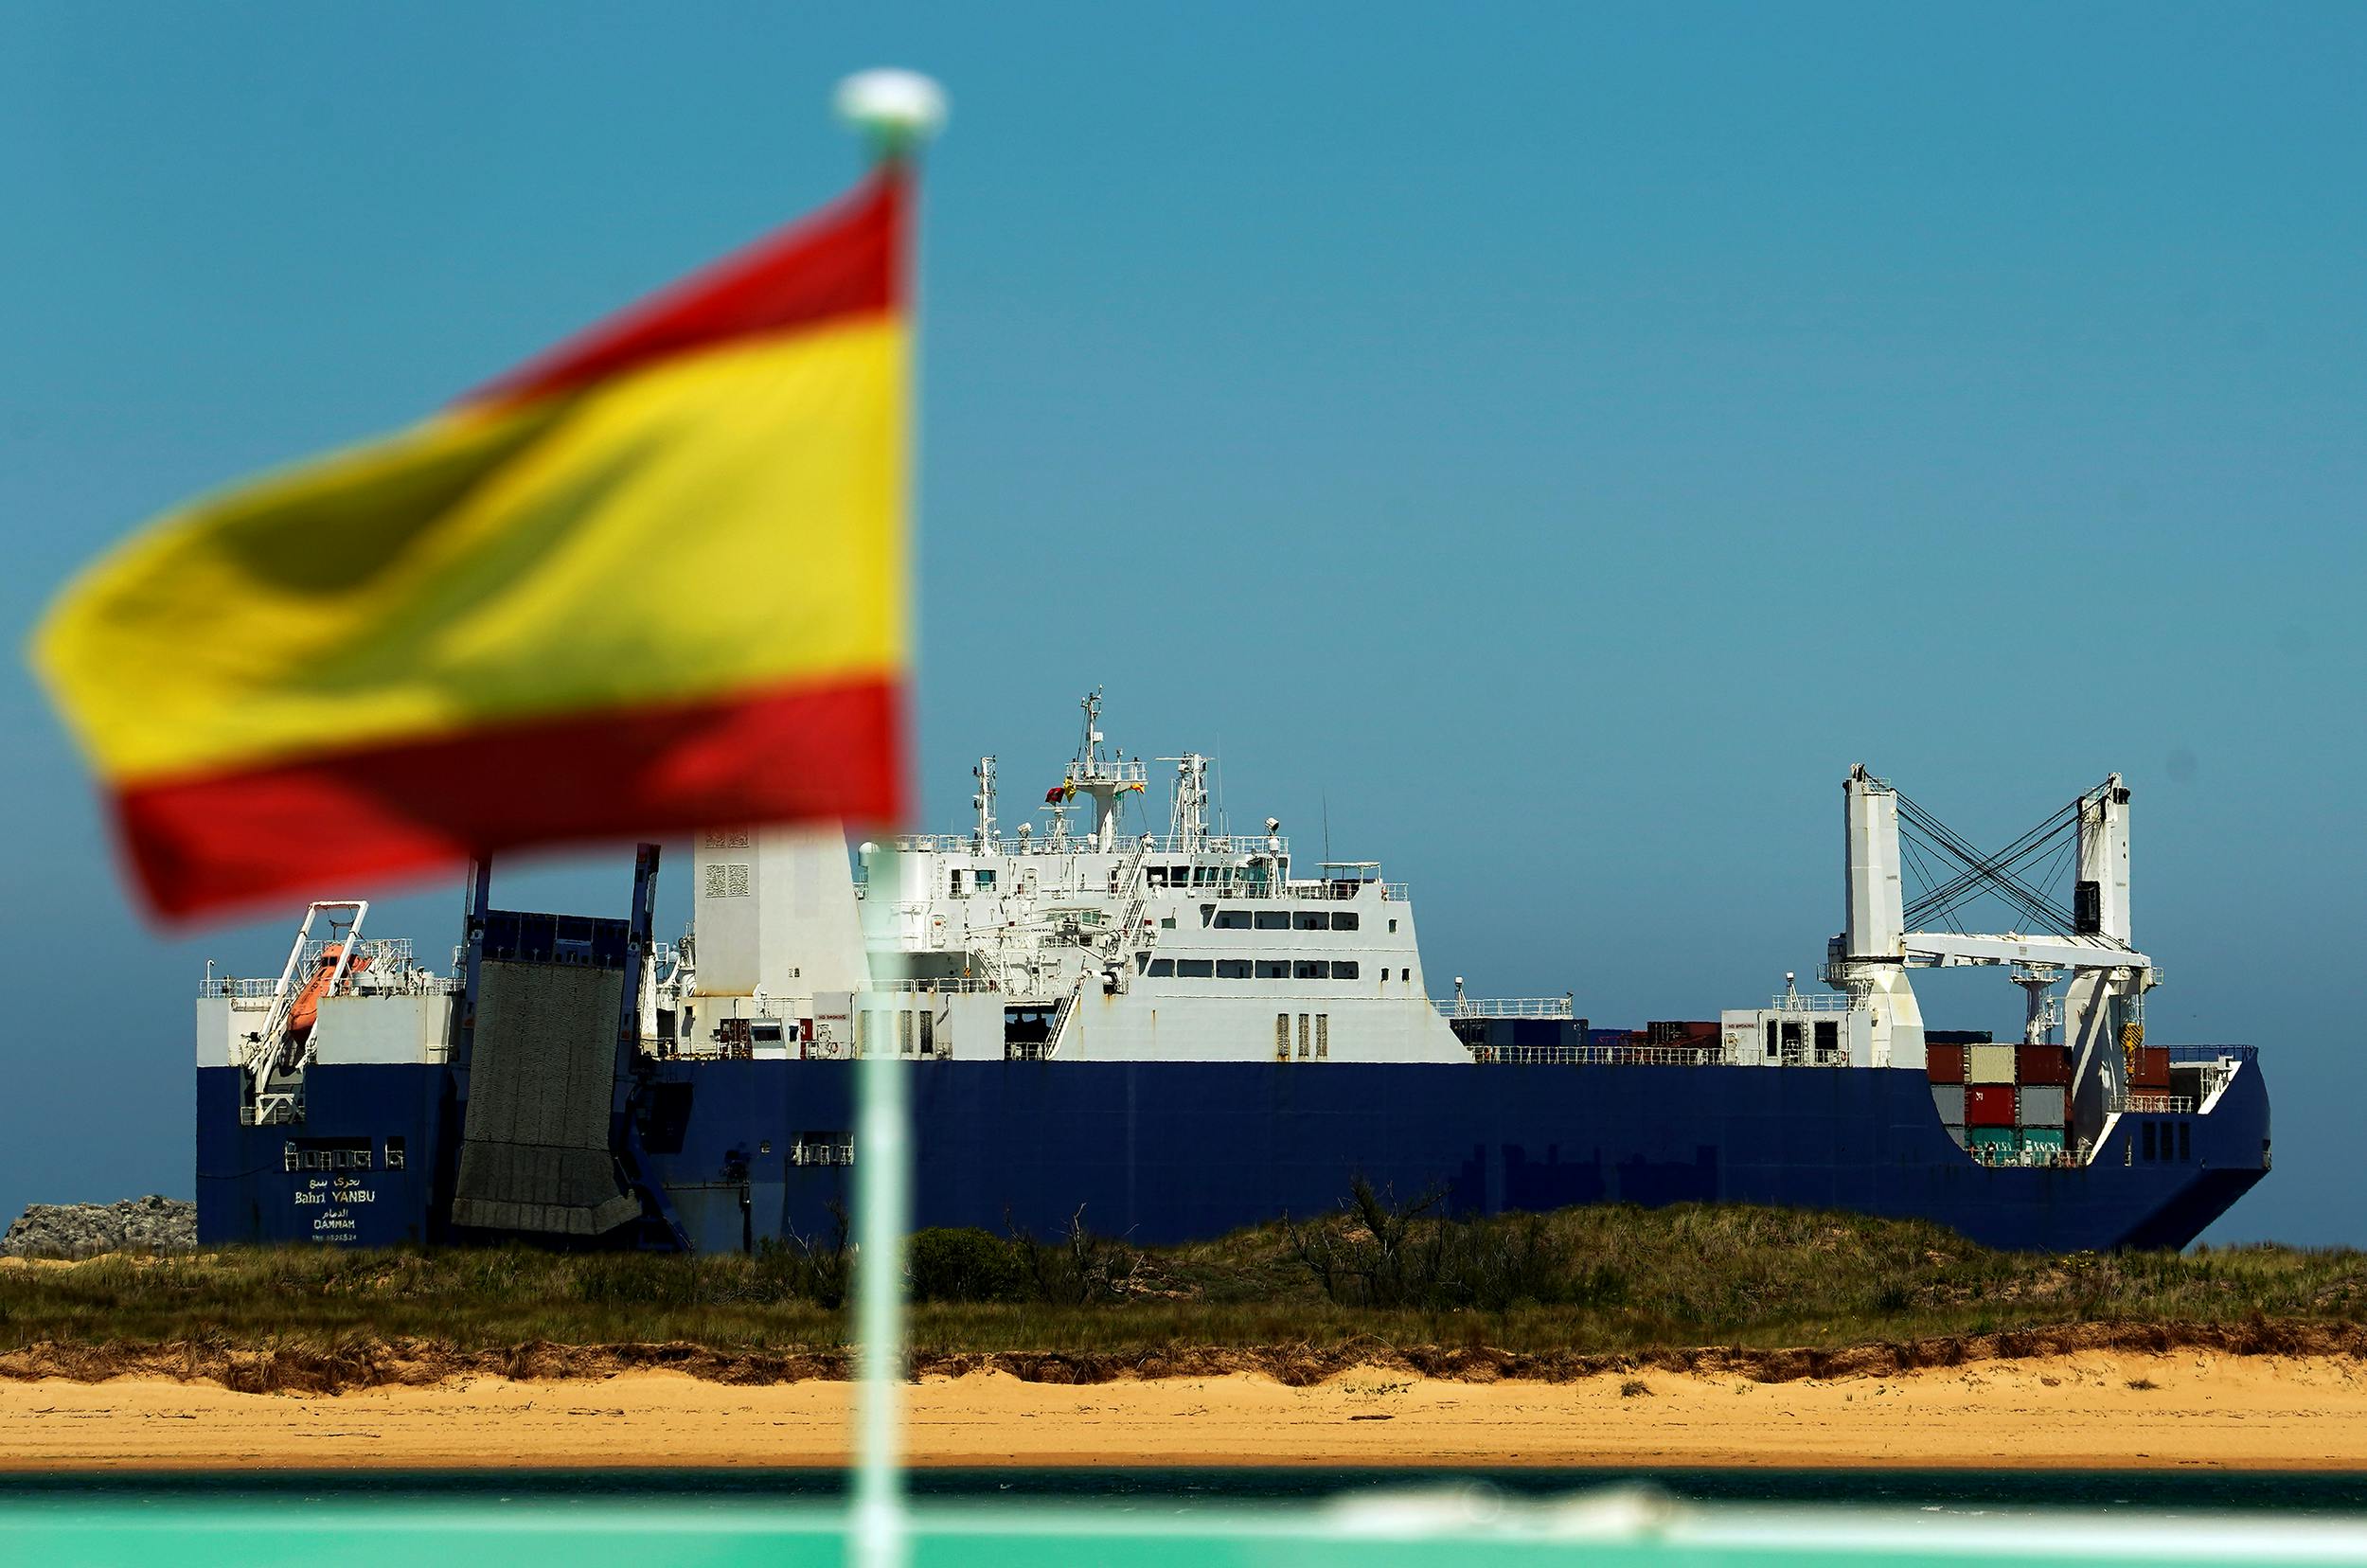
907, 1228, 1027, 1303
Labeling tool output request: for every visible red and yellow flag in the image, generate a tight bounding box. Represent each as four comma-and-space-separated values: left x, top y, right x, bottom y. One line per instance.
32, 169, 912, 918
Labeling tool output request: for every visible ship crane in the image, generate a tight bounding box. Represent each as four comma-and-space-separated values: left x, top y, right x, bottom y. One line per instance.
1831, 766, 2148, 1144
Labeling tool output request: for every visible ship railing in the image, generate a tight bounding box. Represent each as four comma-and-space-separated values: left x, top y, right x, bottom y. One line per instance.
2109, 1092, 2198, 1115
1380, 882, 1411, 901
1769, 991, 1853, 1013
2168, 1043, 2258, 1063
1439, 997, 1577, 1020
1967, 1142, 2090, 1170
889, 831, 1291, 859
1471, 1043, 1730, 1067
201, 971, 462, 1000
875, 977, 1000, 994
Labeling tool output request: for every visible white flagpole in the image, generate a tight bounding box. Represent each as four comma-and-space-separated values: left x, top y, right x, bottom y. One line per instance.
834, 67, 944, 1568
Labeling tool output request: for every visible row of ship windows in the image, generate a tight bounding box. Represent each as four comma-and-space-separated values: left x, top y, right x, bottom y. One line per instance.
1203, 908, 1376, 932
1143, 957, 1407, 982
282, 1138, 405, 1173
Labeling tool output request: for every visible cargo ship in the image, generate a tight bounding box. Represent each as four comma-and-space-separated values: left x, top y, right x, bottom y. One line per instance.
196, 694, 2269, 1253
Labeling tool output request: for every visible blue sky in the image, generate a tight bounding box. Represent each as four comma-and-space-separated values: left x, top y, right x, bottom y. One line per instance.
2, 4, 2360, 1243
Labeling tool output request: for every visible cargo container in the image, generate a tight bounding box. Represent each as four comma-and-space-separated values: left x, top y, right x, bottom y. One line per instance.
1969, 1127, 2019, 1157
1926, 1043, 1966, 1084
1967, 1044, 2018, 1084
2130, 1045, 2171, 1087
1931, 1084, 1966, 1125
2019, 1084, 2067, 1127
2021, 1127, 2069, 1161
1965, 1083, 2017, 1126
2017, 1044, 2071, 1086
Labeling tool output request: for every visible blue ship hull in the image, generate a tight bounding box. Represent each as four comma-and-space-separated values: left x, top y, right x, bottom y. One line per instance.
197, 1055, 2269, 1254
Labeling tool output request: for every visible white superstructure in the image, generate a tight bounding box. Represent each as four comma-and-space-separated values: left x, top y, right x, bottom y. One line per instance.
677, 692, 1482, 1065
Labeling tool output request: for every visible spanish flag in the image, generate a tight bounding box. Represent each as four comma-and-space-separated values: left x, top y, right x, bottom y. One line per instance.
32, 167, 912, 918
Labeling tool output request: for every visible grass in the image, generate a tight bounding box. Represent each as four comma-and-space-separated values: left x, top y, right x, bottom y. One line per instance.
2, 1201, 2363, 1364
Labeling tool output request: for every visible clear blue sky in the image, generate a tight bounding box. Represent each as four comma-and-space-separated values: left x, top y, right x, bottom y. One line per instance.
2, 4, 2359, 1244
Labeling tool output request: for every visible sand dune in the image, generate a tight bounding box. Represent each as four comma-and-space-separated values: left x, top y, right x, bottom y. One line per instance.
6, 1350, 2367, 1470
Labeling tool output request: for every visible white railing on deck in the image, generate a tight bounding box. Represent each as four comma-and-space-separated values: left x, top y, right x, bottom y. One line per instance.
1471, 1043, 1730, 1067
1770, 991, 1853, 1012
2109, 1092, 2197, 1115
892, 831, 1290, 858
1439, 997, 1576, 1020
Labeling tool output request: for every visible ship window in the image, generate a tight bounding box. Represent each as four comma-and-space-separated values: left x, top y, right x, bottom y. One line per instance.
1135, 953, 1150, 973
1765, 1020, 1779, 1059
384, 1137, 405, 1170
1146, 867, 1166, 888
1147, 958, 1174, 977
1256, 960, 1291, 979
1171, 865, 1192, 884
1294, 960, 1327, 980
1175, 959, 1215, 979
1294, 911, 1330, 931
1160, 915, 1178, 929
283, 1143, 300, 1173
2143, 1121, 2157, 1161
1255, 911, 1290, 931
1276, 1015, 1290, 1060
1332, 961, 1360, 980
1400, 968, 1410, 982
1216, 959, 1253, 980
1317, 1014, 1329, 1059
1201, 904, 1219, 927
949, 869, 963, 897
1388, 919, 1397, 934
792, 1131, 854, 1167
974, 869, 995, 890
1215, 910, 1253, 930
2179, 1121, 2191, 1161
1194, 866, 1218, 885
752, 1022, 784, 1043
1298, 1013, 1311, 1058
1814, 1020, 1839, 1060
1332, 912, 1360, 932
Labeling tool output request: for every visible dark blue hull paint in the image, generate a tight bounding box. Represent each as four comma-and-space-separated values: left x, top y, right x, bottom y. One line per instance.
197, 1059, 2269, 1254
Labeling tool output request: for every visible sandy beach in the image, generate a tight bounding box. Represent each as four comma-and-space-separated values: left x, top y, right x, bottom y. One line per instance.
5, 1350, 2366, 1470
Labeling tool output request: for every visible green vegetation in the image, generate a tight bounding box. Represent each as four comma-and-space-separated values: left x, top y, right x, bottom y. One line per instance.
2, 1194, 2362, 1366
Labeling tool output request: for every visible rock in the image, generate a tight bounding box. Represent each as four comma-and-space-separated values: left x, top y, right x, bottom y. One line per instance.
2, 1196, 197, 1258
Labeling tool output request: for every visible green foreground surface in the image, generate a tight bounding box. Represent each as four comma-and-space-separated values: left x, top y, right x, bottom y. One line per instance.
8, 1496, 2367, 1568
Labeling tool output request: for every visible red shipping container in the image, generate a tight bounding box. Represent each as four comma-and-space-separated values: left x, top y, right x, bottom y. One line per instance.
1926, 1044, 1966, 1084
1966, 1084, 2017, 1127
2130, 1045, 2171, 1087
2016, 1044, 2071, 1086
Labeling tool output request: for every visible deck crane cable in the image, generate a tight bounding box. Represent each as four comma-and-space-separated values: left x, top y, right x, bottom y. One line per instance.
1898, 806, 2073, 934
1898, 794, 2079, 933
1895, 829, 1965, 933
1895, 789, 2084, 933
1894, 788, 2080, 926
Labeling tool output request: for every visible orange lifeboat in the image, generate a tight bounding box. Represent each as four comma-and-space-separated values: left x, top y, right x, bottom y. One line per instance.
286, 943, 370, 1042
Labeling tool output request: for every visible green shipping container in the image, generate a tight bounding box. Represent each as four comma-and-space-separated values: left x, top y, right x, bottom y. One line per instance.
1969, 1128, 2019, 1154
2021, 1127, 2068, 1158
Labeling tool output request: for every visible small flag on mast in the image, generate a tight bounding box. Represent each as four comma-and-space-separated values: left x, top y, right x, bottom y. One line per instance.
31, 163, 916, 919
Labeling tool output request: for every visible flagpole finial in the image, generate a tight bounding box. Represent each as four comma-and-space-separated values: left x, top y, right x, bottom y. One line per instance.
836, 69, 947, 155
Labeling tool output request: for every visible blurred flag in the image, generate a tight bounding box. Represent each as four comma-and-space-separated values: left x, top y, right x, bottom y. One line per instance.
32, 168, 912, 918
